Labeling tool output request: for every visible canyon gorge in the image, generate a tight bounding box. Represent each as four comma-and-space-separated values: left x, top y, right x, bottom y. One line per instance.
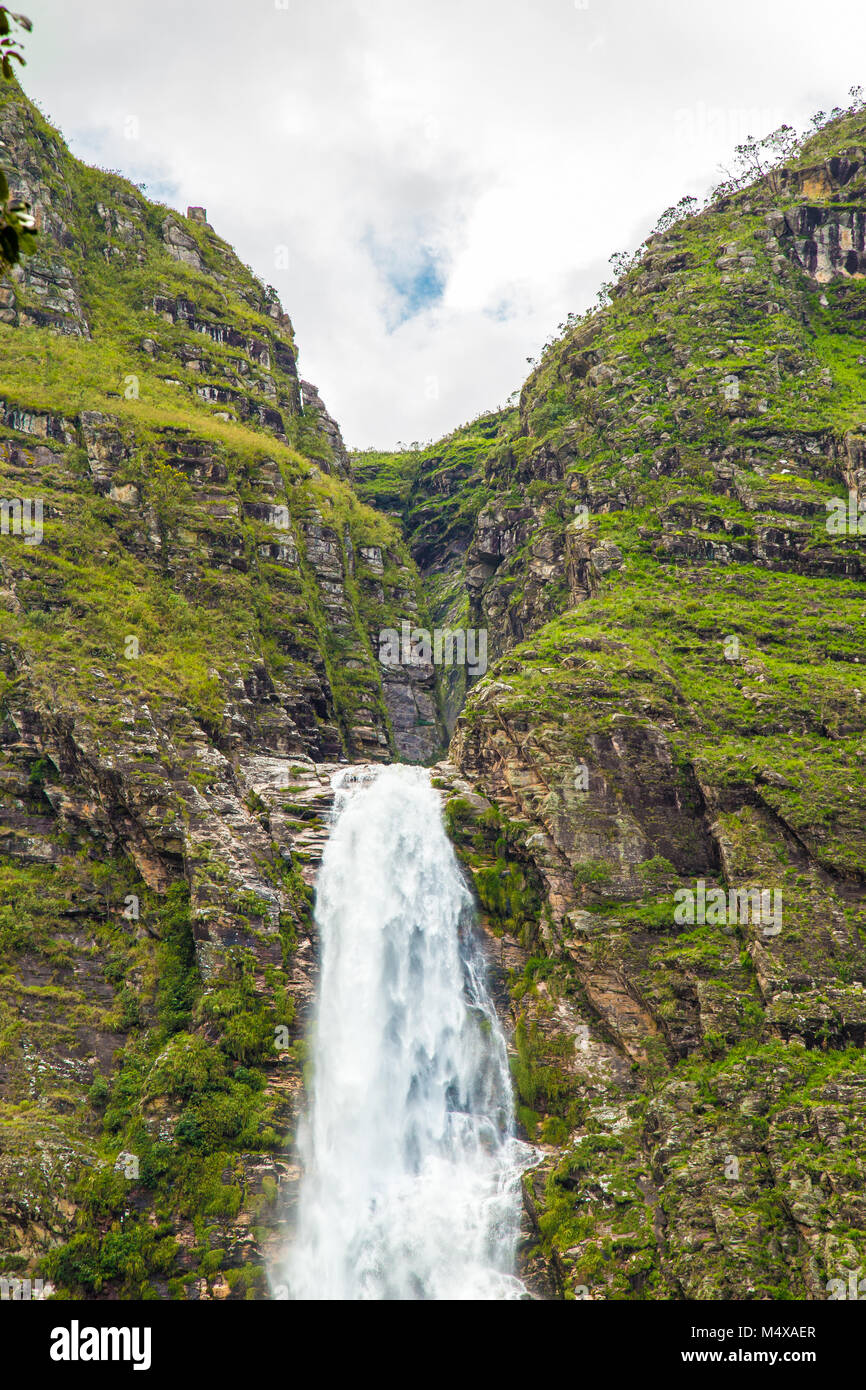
0, 75, 865, 1301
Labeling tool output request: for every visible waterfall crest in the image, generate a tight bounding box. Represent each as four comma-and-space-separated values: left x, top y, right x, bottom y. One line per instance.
282, 764, 531, 1300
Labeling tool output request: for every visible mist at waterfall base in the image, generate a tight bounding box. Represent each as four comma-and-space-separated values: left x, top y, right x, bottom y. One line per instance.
280, 765, 534, 1300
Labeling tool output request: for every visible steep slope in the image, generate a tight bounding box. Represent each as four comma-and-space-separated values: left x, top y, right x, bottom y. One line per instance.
2, 68, 865, 1304
357, 106, 866, 1299
0, 79, 446, 1298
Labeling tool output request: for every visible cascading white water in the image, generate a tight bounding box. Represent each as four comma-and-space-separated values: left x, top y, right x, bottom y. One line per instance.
281, 764, 532, 1300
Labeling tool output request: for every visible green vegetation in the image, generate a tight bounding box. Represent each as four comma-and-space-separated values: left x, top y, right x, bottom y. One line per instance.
0, 23, 37, 274
392, 99, 866, 1300
3, 67, 866, 1304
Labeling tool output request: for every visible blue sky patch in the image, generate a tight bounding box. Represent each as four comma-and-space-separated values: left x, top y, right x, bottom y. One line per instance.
364, 227, 446, 329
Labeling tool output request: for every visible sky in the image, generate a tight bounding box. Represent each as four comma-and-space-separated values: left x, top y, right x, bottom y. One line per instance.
17, 0, 866, 448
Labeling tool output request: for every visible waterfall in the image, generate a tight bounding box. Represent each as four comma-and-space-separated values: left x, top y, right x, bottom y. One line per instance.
281, 764, 532, 1300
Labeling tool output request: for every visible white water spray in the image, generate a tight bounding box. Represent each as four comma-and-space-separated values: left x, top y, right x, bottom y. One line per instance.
282, 764, 531, 1300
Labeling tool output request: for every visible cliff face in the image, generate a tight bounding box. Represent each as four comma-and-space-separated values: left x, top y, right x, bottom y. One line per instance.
1, 72, 865, 1304
0, 80, 443, 1298
383, 109, 866, 1299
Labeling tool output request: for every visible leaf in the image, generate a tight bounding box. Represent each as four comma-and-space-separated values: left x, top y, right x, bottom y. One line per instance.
1, 55, 11, 80
0, 223, 19, 265
0, 171, 7, 201
11, 14, 32, 31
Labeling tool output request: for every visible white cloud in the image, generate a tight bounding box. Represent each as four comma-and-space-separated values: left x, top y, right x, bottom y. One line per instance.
20, 0, 866, 446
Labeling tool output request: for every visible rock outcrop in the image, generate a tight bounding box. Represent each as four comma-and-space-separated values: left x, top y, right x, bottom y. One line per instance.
298, 380, 350, 477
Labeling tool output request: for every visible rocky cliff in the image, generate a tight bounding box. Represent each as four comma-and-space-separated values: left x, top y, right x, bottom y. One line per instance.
1, 74, 864, 1302
357, 107, 866, 1298
0, 78, 443, 1299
